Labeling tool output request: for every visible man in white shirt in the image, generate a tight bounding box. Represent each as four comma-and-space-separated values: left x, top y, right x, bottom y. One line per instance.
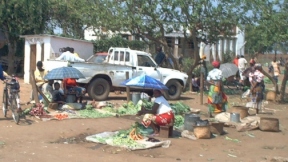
56, 47, 85, 62
137, 89, 174, 136
238, 55, 247, 83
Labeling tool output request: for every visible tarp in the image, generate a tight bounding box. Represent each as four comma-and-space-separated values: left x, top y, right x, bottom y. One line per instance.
86, 131, 171, 151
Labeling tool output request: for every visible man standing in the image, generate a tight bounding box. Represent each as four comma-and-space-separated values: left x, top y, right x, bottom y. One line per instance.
154, 46, 166, 67
56, 47, 85, 62
238, 55, 247, 83
31, 61, 48, 101
270, 58, 281, 83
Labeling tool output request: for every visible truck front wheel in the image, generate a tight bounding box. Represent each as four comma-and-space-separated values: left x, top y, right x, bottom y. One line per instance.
164, 80, 182, 100
87, 78, 110, 101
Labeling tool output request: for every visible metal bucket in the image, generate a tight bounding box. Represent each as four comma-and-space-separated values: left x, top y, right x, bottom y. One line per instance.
230, 113, 241, 123
184, 114, 201, 131
130, 92, 141, 105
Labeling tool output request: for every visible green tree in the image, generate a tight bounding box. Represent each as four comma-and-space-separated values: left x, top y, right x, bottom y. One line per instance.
244, 0, 288, 100
245, 0, 288, 55
0, 0, 51, 74
93, 35, 147, 52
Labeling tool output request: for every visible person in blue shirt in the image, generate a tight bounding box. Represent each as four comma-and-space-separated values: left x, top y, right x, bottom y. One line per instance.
0, 64, 6, 81
154, 47, 165, 67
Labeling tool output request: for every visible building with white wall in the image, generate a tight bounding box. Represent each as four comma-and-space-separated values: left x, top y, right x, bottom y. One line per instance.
84, 26, 245, 62
20, 34, 94, 83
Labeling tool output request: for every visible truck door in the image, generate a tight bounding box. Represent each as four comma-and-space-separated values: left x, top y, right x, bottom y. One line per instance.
135, 54, 162, 81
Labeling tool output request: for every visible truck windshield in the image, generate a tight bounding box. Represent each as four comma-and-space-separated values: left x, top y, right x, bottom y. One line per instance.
137, 55, 156, 67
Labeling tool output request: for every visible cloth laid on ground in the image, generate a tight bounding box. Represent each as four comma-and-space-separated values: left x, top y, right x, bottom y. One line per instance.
215, 112, 260, 132
86, 131, 171, 151
62, 103, 83, 110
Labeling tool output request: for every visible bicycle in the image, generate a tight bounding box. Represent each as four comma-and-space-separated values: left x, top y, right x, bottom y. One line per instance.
2, 75, 24, 124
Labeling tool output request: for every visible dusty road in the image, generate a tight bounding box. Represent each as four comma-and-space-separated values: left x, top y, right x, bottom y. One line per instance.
0, 78, 287, 162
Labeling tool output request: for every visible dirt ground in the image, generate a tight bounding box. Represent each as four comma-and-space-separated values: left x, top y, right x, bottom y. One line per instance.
0, 76, 288, 162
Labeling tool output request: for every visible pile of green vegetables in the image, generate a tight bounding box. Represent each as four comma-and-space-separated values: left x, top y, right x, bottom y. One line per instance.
87, 100, 153, 116
94, 122, 145, 149
98, 101, 140, 115
81, 99, 189, 128
169, 102, 190, 128
78, 109, 114, 118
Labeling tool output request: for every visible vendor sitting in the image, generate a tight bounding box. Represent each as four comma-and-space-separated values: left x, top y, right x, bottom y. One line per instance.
63, 78, 86, 103
137, 89, 175, 136
52, 82, 66, 105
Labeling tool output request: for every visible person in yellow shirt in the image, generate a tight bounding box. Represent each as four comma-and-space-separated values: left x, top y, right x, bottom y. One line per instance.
270, 58, 281, 83
70, 47, 80, 58
34, 61, 48, 86
30, 61, 48, 101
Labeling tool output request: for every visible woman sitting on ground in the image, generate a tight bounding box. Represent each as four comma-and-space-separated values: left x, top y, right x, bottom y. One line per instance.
137, 89, 175, 136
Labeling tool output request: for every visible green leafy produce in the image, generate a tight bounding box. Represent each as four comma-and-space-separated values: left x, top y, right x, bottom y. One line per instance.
85, 104, 94, 110
142, 100, 153, 110
93, 123, 145, 149
78, 109, 113, 118
102, 107, 117, 113
115, 102, 140, 115
170, 102, 190, 115
23, 107, 32, 115
174, 115, 184, 128
116, 107, 128, 114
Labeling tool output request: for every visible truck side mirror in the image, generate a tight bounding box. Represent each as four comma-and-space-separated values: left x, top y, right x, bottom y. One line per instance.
132, 67, 136, 70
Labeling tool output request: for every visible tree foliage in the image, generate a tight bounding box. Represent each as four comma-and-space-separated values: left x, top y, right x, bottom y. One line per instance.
0, 0, 51, 73
93, 35, 147, 52
244, 0, 288, 55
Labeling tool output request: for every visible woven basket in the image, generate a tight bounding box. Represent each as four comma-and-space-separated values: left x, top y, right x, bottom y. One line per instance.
229, 106, 249, 119
193, 126, 211, 139
210, 122, 224, 135
259, 117, 279, 132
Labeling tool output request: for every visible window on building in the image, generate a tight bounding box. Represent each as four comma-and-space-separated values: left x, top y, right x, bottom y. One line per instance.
125, 52, 130, 61
187, 40, 194, 49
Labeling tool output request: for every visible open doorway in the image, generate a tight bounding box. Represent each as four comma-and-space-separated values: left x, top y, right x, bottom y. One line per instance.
29, 44, 36, 83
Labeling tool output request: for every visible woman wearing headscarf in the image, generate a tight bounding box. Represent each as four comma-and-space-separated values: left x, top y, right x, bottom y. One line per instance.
249, 64, 265, 114
206, 61, 228, 117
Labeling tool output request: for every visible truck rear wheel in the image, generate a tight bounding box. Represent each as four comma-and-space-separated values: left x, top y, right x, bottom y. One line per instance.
164, 80, 182, 100
87, 78, 110, 101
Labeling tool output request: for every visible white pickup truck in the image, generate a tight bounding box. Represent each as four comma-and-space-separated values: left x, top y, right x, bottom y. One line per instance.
45, 47, 188, 100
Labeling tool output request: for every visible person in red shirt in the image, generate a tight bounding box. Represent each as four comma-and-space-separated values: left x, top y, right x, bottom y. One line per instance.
233, 55, 240, 67
63, 78, 86, 103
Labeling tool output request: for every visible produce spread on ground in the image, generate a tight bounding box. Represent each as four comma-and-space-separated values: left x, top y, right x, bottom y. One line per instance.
24, 100, 189, 128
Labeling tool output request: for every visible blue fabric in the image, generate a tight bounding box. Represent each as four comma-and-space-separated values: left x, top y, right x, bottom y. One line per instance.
0, 64, 5, 80
121, 74, 168, 90
44, 67, 85, 80
154, 52, 165, 65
